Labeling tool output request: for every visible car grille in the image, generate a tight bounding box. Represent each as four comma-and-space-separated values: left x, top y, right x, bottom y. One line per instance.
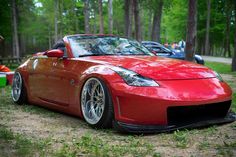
167, 100, 231, 126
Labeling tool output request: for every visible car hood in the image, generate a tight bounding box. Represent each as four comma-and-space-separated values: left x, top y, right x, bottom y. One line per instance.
83, 56, 215, 80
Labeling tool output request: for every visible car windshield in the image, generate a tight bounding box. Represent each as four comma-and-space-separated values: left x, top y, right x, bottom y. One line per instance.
68, 36, 154, 57
162, 46, 172, 53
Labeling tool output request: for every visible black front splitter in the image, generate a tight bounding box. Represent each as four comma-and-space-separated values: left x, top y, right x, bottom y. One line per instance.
113, 112, 236, 134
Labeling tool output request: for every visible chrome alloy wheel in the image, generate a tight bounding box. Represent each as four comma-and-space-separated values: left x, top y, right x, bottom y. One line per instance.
81, 78, 106, 125
11, 72, 22, 102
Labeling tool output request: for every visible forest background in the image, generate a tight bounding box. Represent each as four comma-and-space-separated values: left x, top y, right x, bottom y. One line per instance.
0, 0, 235, 67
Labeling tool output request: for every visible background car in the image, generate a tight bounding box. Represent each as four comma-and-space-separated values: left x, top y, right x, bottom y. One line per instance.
142, 41, 205, 65
11, 35, 235, 133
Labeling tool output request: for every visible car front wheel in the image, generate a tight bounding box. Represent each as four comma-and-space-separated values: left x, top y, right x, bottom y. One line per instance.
81, 77, 113, 128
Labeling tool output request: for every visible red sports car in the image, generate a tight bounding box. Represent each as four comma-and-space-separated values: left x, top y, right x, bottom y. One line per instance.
11, 34, 236, 133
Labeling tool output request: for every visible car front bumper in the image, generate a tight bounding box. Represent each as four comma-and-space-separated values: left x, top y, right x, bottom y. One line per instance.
113, 111, 236, 133
109, 78, 233, 128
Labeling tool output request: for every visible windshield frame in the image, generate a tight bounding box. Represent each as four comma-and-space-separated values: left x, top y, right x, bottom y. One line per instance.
67, 35, 154, 57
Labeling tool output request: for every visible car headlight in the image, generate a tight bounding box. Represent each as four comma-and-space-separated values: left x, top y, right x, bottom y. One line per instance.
213, 71, 223, 82
111, 67, 159, 86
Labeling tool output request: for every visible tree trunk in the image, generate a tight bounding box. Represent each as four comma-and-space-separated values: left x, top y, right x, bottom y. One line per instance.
98, 0, 104, 34
148, 11, 153, 40
133, 0, 142, 41
84, 0, 90, 34
232, 1, 236, 71
48, 28, 52, 49
151, 0, 163, 42
108, 0, 113, 34
54, 0, 59, 42
225, 0, 231, 57
185, 0, 197, 61
59, 1, 63, 39
74, 2, 79, 33
12, 0, 20, 58
0, 38, 5, 57
205, 0, 211, 56
124, 0, 133, 38
20, 35, 26, 55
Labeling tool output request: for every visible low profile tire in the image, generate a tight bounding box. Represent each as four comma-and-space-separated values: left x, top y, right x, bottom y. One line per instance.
81, 77, 113, 128
11, 72, 27, 105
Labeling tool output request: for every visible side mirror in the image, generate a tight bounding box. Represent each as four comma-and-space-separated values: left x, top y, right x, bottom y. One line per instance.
46, 49, 64, 58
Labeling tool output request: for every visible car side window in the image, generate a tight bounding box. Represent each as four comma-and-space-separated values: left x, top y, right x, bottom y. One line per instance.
152, 47, 162, 52
52, 39, 68, 57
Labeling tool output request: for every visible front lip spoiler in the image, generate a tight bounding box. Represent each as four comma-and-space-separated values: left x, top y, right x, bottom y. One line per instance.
113, 112, 236, 134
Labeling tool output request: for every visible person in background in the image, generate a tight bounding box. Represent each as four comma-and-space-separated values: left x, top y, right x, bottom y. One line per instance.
172, 42, 179, 49
178, 39, 186, 52
164, 43, 169, 48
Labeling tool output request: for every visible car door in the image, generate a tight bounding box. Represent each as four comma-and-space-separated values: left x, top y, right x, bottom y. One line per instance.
28, 56, 52, 101
28, 55, 71, 107
43, 57, 72, 106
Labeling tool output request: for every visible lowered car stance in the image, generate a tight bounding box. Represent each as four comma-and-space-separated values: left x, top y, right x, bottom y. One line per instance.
12, 35, 235, 133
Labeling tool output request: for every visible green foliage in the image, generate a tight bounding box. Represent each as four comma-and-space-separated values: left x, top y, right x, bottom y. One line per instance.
0, 126, 49, 156
54, 133, 155, 157
232, 93, 236, 112
198, 140, 210, 150
0, 0, 235, 57
205, 61, 231, 74
173, 130, 189, 148
216, 141, 236, 156
161, 0, 187, 43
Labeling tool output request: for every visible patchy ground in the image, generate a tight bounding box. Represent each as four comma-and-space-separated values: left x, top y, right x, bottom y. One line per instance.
0, 74, 236, 157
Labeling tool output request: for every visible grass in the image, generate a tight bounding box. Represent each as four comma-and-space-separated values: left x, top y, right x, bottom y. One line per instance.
216, 141, 236, 157
54, 134, 157, 157
0, 126, 50, 157
232, 93, 236, 112
0, 86, 57, 117
205, 61, 231, 74
173, 130, 189, 148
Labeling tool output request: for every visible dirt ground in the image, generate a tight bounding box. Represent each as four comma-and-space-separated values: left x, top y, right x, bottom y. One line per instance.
0, 74, 236, 156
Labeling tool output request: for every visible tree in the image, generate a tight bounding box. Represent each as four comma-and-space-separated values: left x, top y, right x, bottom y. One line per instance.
124, 0, 133, 38
133, 0, 142, 41
98, 0, 104, 34
12, 0, 20, 58
185, 0, 197, 61
224, 0, 232, 57
204, 0, 211, 55
232, 1, 236, 71
84, 0, 90, 34
161, 0, 187, 43
0, 0, 11, 57
108, 0, 113, 34
151, 0, 163, 42
54, 0, 59, 42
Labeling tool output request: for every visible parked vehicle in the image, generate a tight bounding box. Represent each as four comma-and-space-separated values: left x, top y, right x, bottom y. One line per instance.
12, 35, 235, 133
142, 41, 205, 65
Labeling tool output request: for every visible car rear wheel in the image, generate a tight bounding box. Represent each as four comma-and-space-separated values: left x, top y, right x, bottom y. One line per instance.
11, 72, 27, 105
81, 77, 113, 128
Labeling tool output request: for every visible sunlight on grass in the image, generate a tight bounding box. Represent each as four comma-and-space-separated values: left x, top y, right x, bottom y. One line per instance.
205, 61, 231, 74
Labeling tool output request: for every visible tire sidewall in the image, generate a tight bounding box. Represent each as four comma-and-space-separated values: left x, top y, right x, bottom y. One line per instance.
81, 77, 113, 128
12, 72, 27, 105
